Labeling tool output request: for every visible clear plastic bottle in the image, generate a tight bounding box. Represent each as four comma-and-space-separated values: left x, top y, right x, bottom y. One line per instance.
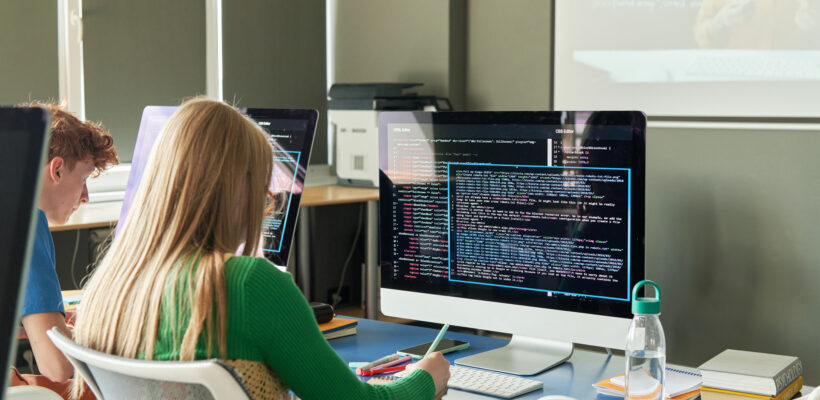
625, 280, 665, 400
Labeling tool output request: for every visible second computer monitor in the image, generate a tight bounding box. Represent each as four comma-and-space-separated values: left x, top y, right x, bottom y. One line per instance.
379, 111, 646, 375
119, 106, 317, 267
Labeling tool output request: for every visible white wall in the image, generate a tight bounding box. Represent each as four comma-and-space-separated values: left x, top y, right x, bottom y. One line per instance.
223, 0, 328, 163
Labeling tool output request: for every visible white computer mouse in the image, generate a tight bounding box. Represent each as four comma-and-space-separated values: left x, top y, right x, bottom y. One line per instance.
537, 396, 578, 400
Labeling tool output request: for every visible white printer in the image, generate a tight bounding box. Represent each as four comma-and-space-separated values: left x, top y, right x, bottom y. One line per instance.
328, 83, 450, 187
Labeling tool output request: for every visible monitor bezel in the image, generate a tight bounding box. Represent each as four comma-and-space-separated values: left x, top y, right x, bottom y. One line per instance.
378, 110, 646, 349
0, 107, 50, 390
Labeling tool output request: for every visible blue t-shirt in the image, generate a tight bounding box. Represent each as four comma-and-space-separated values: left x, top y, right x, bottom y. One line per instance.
21, 209, 65, 316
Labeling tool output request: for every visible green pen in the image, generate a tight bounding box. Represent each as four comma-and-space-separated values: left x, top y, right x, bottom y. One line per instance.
423, 324, 450, 358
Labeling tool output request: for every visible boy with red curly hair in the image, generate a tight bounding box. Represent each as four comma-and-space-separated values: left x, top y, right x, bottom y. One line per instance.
10, 104, 118, 399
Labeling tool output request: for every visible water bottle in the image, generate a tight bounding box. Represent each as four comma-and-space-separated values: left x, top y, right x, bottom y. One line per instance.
625, 280, 665, 400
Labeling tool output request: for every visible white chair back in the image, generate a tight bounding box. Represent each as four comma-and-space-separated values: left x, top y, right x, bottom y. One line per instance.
46, 328, 250, 400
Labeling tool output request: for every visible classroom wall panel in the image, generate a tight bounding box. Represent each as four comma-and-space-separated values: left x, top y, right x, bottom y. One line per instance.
464, 0, 551, 111
646, 125, 820, 382
222, 0, 328, 164
82, 0, 207, 162
0, 1, 59, 106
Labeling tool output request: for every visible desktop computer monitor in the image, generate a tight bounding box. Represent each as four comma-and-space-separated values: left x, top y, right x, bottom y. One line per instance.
119, 106, 318, 267
378, 111, 646, 375
0, 107, 49, 392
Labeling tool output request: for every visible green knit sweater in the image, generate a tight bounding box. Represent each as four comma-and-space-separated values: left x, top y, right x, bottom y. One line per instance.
152, 256, 435, 399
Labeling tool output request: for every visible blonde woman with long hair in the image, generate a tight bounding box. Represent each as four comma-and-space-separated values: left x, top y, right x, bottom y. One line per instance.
72, 98, 449, 399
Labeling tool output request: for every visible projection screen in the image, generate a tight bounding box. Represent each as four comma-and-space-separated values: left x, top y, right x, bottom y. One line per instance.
553, 0, 820, 118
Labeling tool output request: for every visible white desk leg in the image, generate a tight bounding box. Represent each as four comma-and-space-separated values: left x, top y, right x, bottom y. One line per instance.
365, 200, 379, 320
297, 206, 312, 300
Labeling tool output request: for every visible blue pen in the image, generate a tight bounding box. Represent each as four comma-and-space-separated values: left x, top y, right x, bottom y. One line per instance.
424, 324, 450, 358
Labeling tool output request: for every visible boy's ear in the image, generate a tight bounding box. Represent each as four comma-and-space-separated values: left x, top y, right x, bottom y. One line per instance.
47, 156, 65, 182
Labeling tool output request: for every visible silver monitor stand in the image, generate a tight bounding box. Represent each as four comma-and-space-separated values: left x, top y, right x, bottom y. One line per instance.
455, 336, 574, 376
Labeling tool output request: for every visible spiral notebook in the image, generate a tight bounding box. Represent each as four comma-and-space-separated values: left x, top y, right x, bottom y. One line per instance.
593, 365, 701, 399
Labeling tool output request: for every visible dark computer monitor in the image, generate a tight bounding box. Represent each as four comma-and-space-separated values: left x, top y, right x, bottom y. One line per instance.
119, 106, 318, 267
0, 107, 50, 393
379, 111, 646, 375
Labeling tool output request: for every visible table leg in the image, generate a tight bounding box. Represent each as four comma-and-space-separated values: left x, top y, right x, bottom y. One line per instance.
365, 200, 379, 319
297, 206, 312, 300
286, 244, 296, 276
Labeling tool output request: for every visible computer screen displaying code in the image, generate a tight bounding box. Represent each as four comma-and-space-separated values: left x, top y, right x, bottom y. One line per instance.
382, 114, 640, 306
448, 163, 630, 300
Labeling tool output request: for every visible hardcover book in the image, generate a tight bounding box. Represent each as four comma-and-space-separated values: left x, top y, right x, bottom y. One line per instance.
698, 350, 802, 396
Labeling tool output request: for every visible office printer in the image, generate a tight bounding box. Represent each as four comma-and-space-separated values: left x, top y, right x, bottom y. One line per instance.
328, 83, 451, 187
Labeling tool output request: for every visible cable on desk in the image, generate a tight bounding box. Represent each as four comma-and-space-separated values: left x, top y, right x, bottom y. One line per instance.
331, 203, 364, 308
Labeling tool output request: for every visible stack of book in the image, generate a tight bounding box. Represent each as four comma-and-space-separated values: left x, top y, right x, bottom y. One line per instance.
318, 317, 358, 340
698, 349, 803, 400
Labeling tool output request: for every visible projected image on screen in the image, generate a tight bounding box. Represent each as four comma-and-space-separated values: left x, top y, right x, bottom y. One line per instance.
695, 0, 818, 50
554, 0, 820, 117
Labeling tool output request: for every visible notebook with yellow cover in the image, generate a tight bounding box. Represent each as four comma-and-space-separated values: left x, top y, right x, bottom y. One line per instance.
701, 376, 803, 400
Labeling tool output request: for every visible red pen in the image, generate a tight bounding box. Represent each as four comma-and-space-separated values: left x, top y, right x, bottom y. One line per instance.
356, 365, 407, 376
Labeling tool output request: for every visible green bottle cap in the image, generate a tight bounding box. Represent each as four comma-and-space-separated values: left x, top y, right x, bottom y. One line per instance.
631, 280, 661, 315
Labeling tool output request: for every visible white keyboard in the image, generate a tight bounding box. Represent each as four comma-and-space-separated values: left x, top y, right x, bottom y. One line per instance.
397, 364, 543, 398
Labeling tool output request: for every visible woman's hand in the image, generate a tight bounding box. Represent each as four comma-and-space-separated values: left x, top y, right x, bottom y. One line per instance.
406, 352, 450, 396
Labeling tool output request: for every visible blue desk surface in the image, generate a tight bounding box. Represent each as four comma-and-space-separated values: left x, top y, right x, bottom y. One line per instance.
330, 317, 627, 399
